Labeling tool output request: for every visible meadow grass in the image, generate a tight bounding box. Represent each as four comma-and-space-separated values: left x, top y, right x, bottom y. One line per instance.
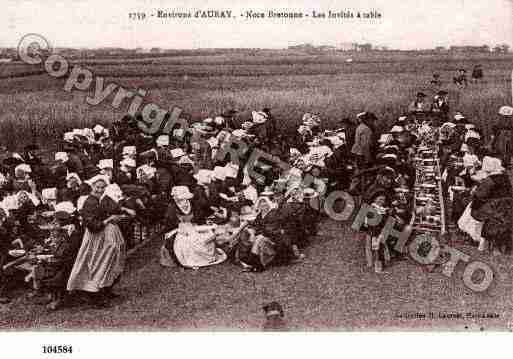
0, 53, 510, 150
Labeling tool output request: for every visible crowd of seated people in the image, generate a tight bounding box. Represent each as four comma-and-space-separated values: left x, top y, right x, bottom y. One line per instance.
0, 92, 512, 310
0, 109, 353, 309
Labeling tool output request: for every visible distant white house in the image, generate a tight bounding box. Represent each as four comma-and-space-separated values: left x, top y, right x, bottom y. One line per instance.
338, 43, 358, 51
0, 58, 12, 63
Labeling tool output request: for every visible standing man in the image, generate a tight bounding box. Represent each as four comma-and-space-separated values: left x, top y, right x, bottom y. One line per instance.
430, 73, 442, 87
221, 109, 239, 131
408, 92, 429, 123
351, 112, 376, 169
489, 106, 513, 169
453, 69, 468, 88
431, 90, 450, 125
471, 65, 484, 84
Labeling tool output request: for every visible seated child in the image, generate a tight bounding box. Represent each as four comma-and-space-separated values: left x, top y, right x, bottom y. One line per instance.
38, 203, 83, 310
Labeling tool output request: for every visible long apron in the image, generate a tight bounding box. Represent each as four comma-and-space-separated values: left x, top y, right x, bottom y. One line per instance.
67, 224, 126, 292
457, 202, 484, 243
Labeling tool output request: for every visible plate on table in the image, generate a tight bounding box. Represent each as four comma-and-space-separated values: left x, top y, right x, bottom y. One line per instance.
394, 188, 410, 193
421, 184, 436, 189
40, 211, 55, 218
8, 249, 26, 258
451, 186, 467, 192
35, 254, 54, 261
39, 223, 58, 230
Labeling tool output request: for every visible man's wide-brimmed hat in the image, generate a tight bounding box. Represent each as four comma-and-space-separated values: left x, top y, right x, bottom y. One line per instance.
252, 111, 268, 124
302, 188, 318, 199
263, 301, 284, 318
498, 106, 513, 117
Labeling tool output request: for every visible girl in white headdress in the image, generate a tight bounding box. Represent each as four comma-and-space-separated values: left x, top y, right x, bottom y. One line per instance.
67, 175, 134, 307
458, 156, 512, 251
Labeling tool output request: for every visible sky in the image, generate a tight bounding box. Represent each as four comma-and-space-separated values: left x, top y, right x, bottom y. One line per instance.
2, 0, 512, 49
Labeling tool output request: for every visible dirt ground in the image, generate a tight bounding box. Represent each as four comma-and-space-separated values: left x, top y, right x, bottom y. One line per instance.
1, 216, 513, 332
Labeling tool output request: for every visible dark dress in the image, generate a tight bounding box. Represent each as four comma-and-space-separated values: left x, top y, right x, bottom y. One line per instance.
67, 195, 126, 292
41, 224, 84, 290
0, 224, 14, 295
470, 173, 513, 252
192, 185, 213, 224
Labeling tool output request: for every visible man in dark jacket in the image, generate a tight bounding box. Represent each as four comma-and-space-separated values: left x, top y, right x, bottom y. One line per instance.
489, 106, 513, 169
40, 210, 84, 310
0, 209, 13, 304
431, 90, 450, 125
351, 112, 376, 169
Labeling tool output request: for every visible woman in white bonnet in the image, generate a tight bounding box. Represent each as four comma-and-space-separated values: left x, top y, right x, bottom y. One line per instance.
458, 156, 512, 251
67, 175, 133, 307
469, 156, 512, 252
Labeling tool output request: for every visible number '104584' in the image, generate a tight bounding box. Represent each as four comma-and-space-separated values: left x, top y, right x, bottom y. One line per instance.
42, 345, 73, 354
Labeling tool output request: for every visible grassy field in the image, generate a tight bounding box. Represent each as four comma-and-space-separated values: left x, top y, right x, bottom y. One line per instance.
0, 51, 511, 150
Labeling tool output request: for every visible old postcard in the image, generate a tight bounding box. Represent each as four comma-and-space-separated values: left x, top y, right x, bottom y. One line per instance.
1, 0, 513, 354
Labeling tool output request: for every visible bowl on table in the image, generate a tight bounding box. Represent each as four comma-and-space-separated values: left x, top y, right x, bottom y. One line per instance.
8, 249, 26, 258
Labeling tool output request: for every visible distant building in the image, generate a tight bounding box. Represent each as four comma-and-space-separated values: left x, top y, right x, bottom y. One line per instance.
449, 45, 490, 53
338, 42, 358, 51
150, 47, 162, 54
435, 46, 447, 52
318, 45, 336, 52
356, 43, 372, 51
288, 43, 316, 50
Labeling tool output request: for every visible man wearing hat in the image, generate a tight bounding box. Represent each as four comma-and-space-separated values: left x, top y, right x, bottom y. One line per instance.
351, 112, 376, 170
21, 144, 42, 168
0, 208, 14, 304
431, 90, 450, 125
39, 202, 83, 310
489, 106, 513, 169
430, 73, 442, 87
261, 108, 277, 143
471, 64, 483, 84
251, 110, 272, 148
363, 166, 396, 205
339, 117, 356, 153
408, 92, 429, 115
221, 109, 239, 131
453, 69, 468, 88
191, 169, 215, 223
262, 301, 287, 331
117, 158, 137, 186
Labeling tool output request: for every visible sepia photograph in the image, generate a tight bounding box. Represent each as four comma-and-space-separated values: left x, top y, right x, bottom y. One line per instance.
1, 0, 513, 345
